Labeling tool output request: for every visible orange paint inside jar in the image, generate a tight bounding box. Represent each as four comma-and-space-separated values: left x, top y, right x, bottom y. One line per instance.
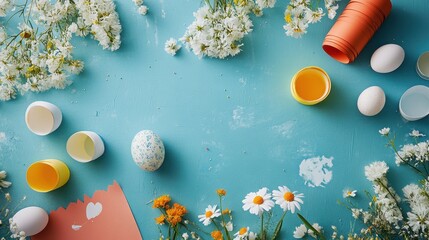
291, 66, 331, 105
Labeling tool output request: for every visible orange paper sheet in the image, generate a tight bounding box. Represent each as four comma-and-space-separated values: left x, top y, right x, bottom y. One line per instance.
32, 181, 142, 240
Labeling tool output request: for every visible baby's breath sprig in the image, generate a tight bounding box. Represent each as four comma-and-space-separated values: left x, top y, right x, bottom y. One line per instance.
0, 0, 122, 101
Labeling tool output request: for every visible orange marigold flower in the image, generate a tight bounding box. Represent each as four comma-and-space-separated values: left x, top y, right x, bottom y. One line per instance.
211, 230, 223, 240
155, 215, 165, 225
222, 208, 231, 215
153, 195, 171, 209
217, 189, 226, 196
165, 202, 187, 226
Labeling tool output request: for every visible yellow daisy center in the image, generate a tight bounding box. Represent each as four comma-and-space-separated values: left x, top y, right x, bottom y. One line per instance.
253, 196, 264, 205
239, 227, 248, 235
283, 192, 295, 202
205, 210, 213, 218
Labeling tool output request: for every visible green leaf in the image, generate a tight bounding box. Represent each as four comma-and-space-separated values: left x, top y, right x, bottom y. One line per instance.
271, 218, 283, 240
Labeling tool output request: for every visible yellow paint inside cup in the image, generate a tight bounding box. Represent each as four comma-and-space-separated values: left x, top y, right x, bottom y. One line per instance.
26, 159, 70, 192
290, 66, 331, 105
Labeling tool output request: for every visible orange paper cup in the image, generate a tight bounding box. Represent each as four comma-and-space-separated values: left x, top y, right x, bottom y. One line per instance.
351, 0, 392, 17
290, 66, 331, 105
323, 39, 355, 62
26, 159, 70, 192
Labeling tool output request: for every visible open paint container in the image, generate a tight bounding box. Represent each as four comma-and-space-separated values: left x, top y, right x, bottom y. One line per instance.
66, 131, 105, 162
417, 52, 429, 80
399, 85, 429, 121
25, 101, 62, 136
26, 159, 70, 192
290, 66, 331, 105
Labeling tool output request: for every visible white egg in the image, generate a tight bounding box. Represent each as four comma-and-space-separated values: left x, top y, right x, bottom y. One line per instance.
131, 130, 165, 171
12, 206, 49, 236
357, 86, 386, 116
370, 44, 405, 73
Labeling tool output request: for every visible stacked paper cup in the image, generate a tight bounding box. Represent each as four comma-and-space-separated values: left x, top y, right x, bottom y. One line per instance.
322, 0, 392, 64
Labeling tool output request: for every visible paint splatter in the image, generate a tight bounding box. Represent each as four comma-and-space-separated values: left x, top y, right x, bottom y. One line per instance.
230, 106, 255, 129
272, 121, 295, 137
0, 132, 6, 143
299, 156, 333, 188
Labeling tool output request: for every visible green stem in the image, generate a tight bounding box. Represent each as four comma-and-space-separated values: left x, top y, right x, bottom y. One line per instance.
376, 179, 401, 212
218, 196, 231, 240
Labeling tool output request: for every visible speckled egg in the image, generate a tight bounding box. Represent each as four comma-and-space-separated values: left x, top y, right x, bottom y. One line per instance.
12, 206, 49, 236
131, 130, 165, 171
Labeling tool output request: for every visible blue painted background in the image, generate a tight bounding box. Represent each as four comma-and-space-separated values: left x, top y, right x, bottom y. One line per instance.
1, 0, 429, 239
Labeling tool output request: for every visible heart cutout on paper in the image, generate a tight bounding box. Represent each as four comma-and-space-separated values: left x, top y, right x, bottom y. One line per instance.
86, 202, 103, 220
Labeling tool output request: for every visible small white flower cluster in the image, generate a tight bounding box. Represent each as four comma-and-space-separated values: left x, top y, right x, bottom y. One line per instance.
283, 0, 339, 38
181, 0, 273, 59
132, 0, 148, 16
402, 183, 429, 236
395, 140, 429, 166
365, 161, 403, 229
0, 170, 12, 188
164, 38, 181, 56
9, 219, 26, 240
74, 0, 122, 51
293, 223, 323, 239
0, 0, 121, 101
0, 0, 12, 17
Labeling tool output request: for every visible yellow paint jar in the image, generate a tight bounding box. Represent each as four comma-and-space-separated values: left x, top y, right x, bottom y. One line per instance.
26, 159, 70, 192
290, 66, 331, 105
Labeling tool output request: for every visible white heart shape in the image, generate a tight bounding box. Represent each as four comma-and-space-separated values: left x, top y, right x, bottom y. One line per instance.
72, 225, 82, 231
86, 202, 103, 220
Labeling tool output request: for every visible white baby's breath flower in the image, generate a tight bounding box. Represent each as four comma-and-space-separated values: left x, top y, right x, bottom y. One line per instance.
379, 127, 390, 136
182, 233, 189, 240
0, 0, 13, 17
409, 130, 425, 138
293, 224, 307, 238
351, 208, 361, 219
138, 5, 148, 15
164, 38, 181, 56
308, 223, 322, 238
242, 187, 274, 216
133, 0, 143, 6
343, 189, 357, 198
364, 161, 389, 181
256, 0, 276, 9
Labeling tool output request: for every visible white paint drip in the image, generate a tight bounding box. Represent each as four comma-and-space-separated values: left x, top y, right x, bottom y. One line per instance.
272, 121, 294, 137
0, 132, 6, 143
238, 77, 247, 86
299, 156, 333, 188
230, 106, 255, 129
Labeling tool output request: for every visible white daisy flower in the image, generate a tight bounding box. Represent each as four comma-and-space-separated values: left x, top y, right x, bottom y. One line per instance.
409, 130, 425, 138
342, 189, 357, 198
198, 205, 221, 226
293, 224, 307, 238
364, 161, 389, 181
272, 186, 304, 213
234, 227, 250, 239
242, 187, 274, 216
379, 127, 390, 136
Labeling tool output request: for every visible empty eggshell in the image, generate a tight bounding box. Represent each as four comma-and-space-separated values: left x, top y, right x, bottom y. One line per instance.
131, 130, 165, 171
357, 86, 386, 116
12, 206, 49, 236
370, 44, 405, 73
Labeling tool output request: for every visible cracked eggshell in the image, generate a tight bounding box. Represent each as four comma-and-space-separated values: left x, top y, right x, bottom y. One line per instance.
12, 206, 49, 236
370, 44, 405, 73
357, 86, 386, 116
131, 130, 165, 171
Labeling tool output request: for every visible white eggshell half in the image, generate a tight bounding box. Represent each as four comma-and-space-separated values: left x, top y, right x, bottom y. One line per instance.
357, 86, 386, 116
370, 44, 405, 73
131, 130, 165, 171
12, 206, 49, 236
